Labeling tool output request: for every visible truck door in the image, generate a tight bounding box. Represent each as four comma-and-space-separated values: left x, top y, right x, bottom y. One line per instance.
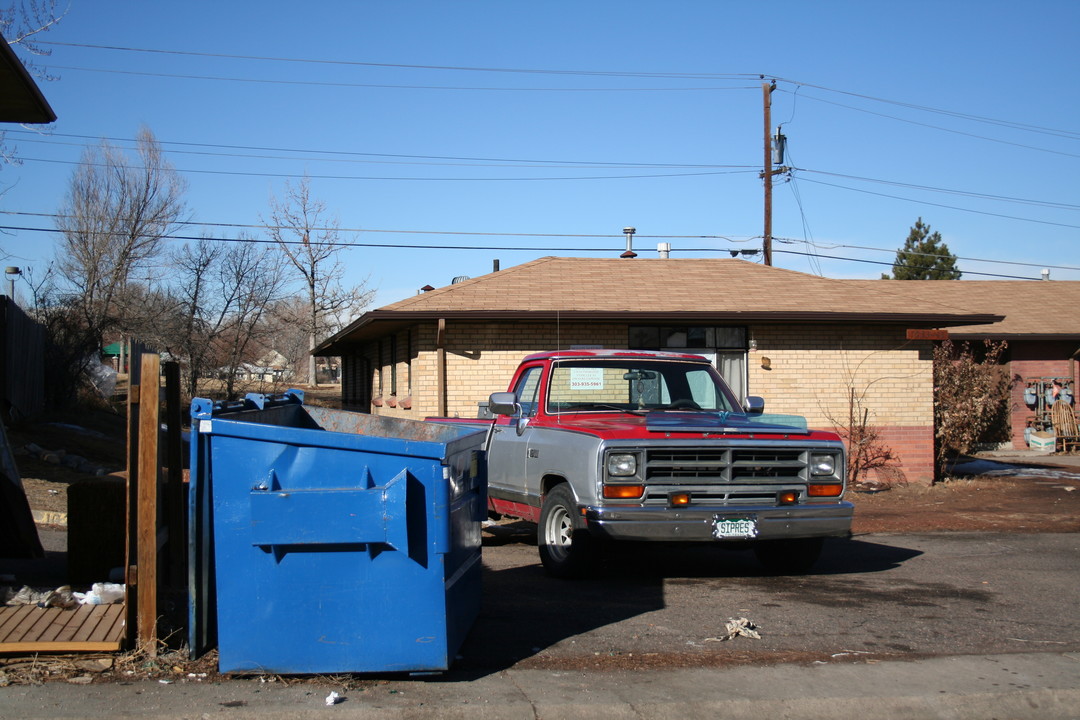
486, 365, 542, 506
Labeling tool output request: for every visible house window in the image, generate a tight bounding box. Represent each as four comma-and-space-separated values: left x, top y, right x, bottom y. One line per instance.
628, 325, 749, 400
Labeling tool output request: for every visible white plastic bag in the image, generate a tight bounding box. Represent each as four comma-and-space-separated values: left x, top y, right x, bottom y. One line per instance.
75, 582, 125, 605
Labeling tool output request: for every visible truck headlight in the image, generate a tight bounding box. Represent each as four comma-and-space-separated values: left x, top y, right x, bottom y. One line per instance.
810, 454, 836, 476
607, 453, 638, 477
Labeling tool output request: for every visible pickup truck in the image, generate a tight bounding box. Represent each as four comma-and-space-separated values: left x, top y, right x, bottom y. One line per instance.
479, 349, 853, 578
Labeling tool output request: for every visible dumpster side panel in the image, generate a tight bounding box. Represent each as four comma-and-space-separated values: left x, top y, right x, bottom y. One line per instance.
210, 434, 454, 673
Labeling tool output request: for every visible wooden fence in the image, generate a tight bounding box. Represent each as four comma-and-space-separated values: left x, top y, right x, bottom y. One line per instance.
0, 295, 44, 420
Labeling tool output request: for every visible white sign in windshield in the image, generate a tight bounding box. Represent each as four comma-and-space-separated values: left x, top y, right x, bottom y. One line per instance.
569, 367, 604, 390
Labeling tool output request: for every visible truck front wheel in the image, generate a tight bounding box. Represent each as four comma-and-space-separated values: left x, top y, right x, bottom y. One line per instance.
538, 484, 593, 579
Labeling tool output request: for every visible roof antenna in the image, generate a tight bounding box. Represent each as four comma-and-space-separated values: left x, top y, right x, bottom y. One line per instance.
621, 227, 637, 258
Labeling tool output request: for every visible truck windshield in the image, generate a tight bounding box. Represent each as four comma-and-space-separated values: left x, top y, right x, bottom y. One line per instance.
547, 359, 742, 413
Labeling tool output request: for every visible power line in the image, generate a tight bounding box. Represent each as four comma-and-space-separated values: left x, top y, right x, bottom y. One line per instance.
787, 90, 1080, 159
793, 174, 1080, 230
19, 155, 752, 182
775, 78, 1080, 141
5, 129, 747, 170
4, 210, 1074, 279
38, 41, 759, 81
0, 210, 749, 240
12, 130, 1072, 226
38, 41, 1076, 143
6, 221, 1047, 279
0, 223, 756, 254
796, 168, 1079, 211
47, 64, 757, 93
775, 236, 1080, 273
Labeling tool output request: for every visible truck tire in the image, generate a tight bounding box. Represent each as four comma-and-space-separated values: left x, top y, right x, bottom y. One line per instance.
538, 483, 593, 579
753, 537, 824, 574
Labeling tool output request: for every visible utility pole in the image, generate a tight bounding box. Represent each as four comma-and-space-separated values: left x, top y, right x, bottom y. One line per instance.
761, 80, 775, 266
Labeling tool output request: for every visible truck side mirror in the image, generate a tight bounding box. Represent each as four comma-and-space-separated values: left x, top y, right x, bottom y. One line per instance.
488, 392, 519, 417
744, 396, 765, 414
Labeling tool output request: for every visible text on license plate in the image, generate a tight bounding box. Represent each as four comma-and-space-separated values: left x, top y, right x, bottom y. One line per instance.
712, 516, 758, 539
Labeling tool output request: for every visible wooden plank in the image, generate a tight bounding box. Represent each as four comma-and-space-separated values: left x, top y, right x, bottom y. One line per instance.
125, 346, 142, 649
16, 606, 56, 642
69, 605, 110, 644
136, 353, 160, 652
53, 606, 94, 643
164, 361, 185, 589
0, 604, 34, 639
87, 605, 125, 643
0, 605, 125, 653
1, 639, 122, 653
0, 605, 36, 642
36, 606, 82, 643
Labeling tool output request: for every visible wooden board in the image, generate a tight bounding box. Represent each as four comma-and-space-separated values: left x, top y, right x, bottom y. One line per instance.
0, 603, 126, 653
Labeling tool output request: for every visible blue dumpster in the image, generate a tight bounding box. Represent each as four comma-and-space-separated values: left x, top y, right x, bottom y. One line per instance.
187, 391, 486, 674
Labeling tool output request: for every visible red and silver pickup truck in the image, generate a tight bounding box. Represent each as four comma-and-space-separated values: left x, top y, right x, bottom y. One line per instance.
473, 349, 853, 577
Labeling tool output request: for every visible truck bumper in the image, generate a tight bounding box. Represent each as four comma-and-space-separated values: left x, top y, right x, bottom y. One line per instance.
582, 502, 854, 542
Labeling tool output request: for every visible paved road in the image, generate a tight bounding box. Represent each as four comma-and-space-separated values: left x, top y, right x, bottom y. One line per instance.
465, 528, 1080, 670
3, 531, 1079, 718
3, 652, 1079, 719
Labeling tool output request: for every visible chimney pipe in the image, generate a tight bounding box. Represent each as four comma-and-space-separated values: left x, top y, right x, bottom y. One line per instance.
621, 226, 637, 258
493, 259, 500, 272
657, 242, 671, 259
1042, 268, 1050, 281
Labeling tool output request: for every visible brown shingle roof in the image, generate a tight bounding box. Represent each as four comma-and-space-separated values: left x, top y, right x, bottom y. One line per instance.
317, 258, 1006, 353
846, 279, 1080, 338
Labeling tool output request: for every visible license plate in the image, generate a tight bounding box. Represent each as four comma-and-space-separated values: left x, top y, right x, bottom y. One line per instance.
712, 516, 758, 539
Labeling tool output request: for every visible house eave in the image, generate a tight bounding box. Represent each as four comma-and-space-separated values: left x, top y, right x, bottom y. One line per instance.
315, 309, 1003, 355
0, 36, 56, 123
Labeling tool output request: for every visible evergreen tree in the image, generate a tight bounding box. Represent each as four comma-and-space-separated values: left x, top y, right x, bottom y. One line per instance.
882, 218, 962, 280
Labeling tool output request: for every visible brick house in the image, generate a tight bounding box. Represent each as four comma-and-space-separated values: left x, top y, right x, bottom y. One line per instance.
847, 279, 1080, 449
316, 257, 1013, 485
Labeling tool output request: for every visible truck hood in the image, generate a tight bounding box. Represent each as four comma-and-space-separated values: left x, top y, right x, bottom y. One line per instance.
546, 410, 840, 442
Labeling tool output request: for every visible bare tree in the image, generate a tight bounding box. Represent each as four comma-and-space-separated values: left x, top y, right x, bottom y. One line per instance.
54, 126, 187, 348
261, 296, 310, 382
170, 235, 285, 400
213, 237, 285, 399
265, 177, 373, 386
1, 1, 65, 54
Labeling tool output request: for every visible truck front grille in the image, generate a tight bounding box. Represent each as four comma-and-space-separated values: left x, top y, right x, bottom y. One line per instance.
645, 447, 807, 485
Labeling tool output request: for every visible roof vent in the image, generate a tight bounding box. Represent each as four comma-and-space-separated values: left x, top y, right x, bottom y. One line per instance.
420, 284, 435, 293
1042, 268, 1050, 281
657, 242, 671, 259
620, 226, 637, 258
452, 275, 471, 284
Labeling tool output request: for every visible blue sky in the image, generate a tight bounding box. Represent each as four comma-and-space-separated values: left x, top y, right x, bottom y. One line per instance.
1, 1, 1077, 311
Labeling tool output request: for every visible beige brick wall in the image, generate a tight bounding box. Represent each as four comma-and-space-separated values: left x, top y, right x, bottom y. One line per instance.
363, 321, 933, 426
747, 324, 933, 429
369, 321, 626, 418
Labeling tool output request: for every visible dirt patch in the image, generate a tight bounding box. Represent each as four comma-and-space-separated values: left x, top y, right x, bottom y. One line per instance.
850, 462, 1080, 534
